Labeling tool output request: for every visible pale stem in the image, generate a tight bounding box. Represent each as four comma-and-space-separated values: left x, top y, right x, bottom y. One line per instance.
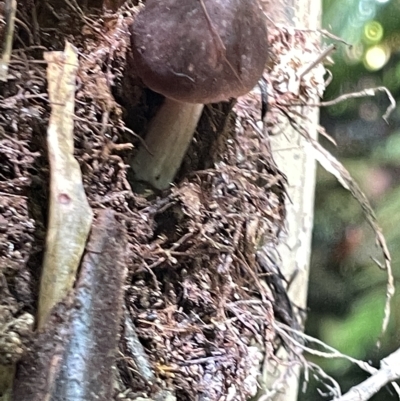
131, 99, 204, 190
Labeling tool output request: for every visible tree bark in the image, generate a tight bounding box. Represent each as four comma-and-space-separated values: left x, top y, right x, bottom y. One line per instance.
262, 0, 321, 400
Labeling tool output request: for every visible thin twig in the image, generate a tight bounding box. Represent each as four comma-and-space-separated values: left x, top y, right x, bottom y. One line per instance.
333, 347, 400, 401
0, 0, 17, 81
319, 86, 396, 123
297, 44, 336, 80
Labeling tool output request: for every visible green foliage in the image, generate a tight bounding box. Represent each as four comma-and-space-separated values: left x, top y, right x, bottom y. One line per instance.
306, 0, 400, 399
321, 292, 384, 361
372, 131, 400, 163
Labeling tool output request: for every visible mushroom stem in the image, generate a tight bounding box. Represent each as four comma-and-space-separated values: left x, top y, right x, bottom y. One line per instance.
131, 98, 204, 190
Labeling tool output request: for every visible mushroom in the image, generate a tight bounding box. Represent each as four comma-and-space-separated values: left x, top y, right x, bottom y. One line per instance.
130, 0, 268, 190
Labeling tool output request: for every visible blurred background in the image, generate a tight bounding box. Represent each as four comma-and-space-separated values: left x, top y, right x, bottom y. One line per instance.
302, 0, 400, 399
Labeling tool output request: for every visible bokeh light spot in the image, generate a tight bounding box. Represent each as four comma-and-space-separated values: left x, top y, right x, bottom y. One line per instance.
359, 100, 379, 122
363, 21, 384, 43
364, 45, 390, 70
358, 0, 377, 18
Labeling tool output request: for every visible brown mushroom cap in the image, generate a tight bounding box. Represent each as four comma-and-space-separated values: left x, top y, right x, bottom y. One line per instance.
130, 0, 268, 104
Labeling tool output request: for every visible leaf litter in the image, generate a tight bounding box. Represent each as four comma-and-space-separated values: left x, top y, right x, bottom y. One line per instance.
0, 1, 394, 401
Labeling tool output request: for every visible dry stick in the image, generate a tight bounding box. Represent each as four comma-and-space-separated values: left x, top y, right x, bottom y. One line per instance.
275, 323, 377, 376
332, 347, 400, 401
122, 309, 176, 401
293, 27, 352, 47
275, 323, 400, 400
297, 44, 336, 80
284, 87, 395, 124
320, 86, 396, 122
39, 42, 93, 328
301, 340, 400, 400
284, 44, 336, 95
12, 209, 127, 401
123, 309, 156, 384
317, 29, 352, 46
51, 209, 127, 401
0, 0, 17, 81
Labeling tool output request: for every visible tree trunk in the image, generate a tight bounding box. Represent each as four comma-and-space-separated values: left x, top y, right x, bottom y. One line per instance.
262, 0, 321, 400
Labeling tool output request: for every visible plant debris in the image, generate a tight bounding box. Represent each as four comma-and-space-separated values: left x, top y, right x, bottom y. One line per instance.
38, 41, 93, 329
0, 1, 329, 401
12, 208, 127, 401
